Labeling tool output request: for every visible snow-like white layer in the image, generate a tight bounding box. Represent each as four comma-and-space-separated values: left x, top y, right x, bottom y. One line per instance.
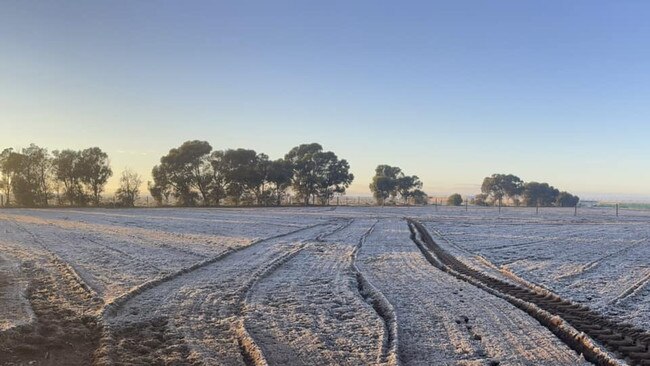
359, 218, 590, 365
244, 219, 387, 365
0, 252, 33, 332
0, 210, 327, 300
0, 206, 645, 365
420, 206, 650, 330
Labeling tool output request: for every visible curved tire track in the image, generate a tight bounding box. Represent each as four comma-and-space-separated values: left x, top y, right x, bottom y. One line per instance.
350, 221, 399, 365
100, 221, 328, 319
408, 219, 650, 366
99, 220, 343, 365
612, 272, 650, 305
238, 245, 307, 366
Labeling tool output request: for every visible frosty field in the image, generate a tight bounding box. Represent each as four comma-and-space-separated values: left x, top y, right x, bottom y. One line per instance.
0, 206, 648, 366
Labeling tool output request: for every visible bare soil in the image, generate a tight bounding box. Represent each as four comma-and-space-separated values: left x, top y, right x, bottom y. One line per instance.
0, 261, 101, 366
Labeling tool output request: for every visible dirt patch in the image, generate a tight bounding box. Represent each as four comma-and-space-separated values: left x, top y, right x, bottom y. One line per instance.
104, 317, 193, 366
0, 261, 101, 366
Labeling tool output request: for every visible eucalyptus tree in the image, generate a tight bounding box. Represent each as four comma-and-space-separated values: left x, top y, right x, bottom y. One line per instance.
79, 147, 112, 205
266, 158, 293, 205
522, 182, 560, 207
369, 165, 402, 205
481, 173, 524, 206
3, 144, 53, 207
411, 189, 429, 205
52, 149, 86, 205
150, 140, 213, 206
397, 174, 422, 204
285, 143, 353, 206
313, 151, 353, 205
0, 148, 14, 205
285, 143, 322, 205
149, 165, 173, 206
218, 148, 267, 205
447, 193, 463, 206
23, 144, 52, 206
556, 191, 580, 207
370, 165, 423, 205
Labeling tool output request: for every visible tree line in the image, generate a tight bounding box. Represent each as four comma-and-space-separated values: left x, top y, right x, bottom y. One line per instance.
148, 141, 354, 206
474, 173, 580, 207
368, 165, 428, 205
0, 144, 141, 207
1, 143, 580, 209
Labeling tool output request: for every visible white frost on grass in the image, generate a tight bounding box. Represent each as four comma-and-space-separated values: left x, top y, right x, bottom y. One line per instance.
420, 206, 650, 330
359, 218, 589, 365
244, 219, 387, 366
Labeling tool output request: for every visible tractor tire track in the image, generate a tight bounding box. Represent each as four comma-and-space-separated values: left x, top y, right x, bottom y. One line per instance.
242, 219, 389, 366
9, 220, 99, 303
408, 219, 650, 366
357, 219, 584, 365
99, 220, 344, 366
558, 240, 647, 282
612, 272, 650, 305
237, 244, 308, 366
100, 221, 329, 318
0, 220, 103, 365
350, 221, 399, 365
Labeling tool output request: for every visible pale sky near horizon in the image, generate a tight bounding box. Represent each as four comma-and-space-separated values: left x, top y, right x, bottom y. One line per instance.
3, 1, 650, 200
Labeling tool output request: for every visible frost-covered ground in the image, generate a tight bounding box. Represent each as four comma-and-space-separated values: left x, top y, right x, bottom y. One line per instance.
420, 206, 650, 331
0, 206, 647, 365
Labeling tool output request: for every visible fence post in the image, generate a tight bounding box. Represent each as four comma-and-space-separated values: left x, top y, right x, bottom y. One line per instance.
574, 204, 577, 216
0, 195, 3, 207
536, 203, 539, 215
498, 199, 501, 213
616, 203, 619, 217
465, 198, 468, 211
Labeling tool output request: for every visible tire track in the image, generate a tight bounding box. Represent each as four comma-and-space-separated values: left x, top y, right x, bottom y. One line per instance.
0, 220, 103, 365
350, 221, 399, 366
83, 236, 163, 273
242, 219, 388, 366
238, 245, 307, 366
0, 212, 242, 260
316, 218, 354, 242
99, 220, 343, 365
9, 220, 99, 304
408, 219, 650, 366
558, 240, 647, 282
359, 219, 583, 365
100, 221, 329, 319
612, 272, 650, 305
482, 239, 549, 251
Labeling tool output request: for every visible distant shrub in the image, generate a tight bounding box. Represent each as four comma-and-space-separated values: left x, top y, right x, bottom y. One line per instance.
447, 193, 463, 206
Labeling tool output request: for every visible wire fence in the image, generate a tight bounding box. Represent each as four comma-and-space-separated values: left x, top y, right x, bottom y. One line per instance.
0, 193, 642, 219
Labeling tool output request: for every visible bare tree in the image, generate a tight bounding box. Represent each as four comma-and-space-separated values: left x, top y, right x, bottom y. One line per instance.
116, 168, 142, 207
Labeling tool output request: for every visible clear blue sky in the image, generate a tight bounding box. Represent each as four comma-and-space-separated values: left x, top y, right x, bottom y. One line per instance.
2, 1, 650, 200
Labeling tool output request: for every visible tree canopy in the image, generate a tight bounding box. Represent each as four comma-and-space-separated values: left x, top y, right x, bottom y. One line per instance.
447, 193, 463, 206
369, 165, 425, 205
481, 174, 524, 205
285, 143, 353, 205
0, 144, 112, 207
479, 173, 579, 207
522, 182, 560, 207
148, 141, 350, 206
